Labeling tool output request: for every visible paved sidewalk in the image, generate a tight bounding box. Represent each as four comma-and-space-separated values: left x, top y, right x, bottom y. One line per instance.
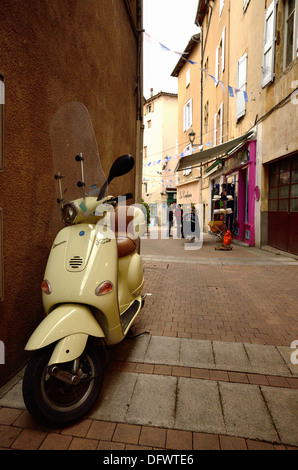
0, 232, 297, 450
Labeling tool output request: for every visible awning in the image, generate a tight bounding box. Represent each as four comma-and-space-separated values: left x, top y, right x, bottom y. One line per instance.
203, 158, 224, 179
175, 130, 255, 172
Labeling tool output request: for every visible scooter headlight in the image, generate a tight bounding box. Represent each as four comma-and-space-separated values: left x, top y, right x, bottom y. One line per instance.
62, 202, 78, 225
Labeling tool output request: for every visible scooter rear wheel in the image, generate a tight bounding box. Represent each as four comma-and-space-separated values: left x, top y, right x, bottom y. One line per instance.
22, 339, 104, 426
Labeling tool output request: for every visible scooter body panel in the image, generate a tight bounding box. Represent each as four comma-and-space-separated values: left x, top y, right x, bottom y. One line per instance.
25, 303, 104, 351
48, 333, 88, 365
41, 223, 143, 345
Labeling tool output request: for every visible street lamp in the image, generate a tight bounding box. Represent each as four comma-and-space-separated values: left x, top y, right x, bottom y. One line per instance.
188, 129, 196, 147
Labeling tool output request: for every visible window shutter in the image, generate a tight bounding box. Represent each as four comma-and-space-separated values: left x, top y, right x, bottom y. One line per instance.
262, 0, 277, 88
236, 53, 247, 120
215, 46, 219, 85
222, 27, 226, 73
183, 99, 193, 132
219, 102, 223, 144
213, 113, 217, 146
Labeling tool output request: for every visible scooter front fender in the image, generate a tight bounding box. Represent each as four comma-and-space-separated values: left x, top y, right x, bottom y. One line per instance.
25, 303, 105, 352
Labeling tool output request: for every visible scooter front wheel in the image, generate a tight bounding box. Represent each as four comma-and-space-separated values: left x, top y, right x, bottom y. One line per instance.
22, 339, 104, 426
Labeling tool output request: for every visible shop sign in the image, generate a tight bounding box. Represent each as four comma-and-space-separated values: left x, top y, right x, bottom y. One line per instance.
179, 190, 193, 200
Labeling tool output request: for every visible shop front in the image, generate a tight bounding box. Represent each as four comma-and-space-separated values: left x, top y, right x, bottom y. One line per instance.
267, 153, 298, 255
224, 140, 256, 246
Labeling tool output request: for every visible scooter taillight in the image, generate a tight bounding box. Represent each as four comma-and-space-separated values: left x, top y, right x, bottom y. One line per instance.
95, 281, 113, 296
41, 279, 52, 295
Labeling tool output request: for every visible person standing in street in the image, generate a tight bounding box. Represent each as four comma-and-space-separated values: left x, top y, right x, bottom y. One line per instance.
167, 204, 174, 237
175, 204, 184, 238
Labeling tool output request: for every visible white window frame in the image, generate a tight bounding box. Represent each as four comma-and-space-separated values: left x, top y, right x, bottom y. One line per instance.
186, 68, 190, 87
284, 0, 298, 69
221, 26, 226, 74
236, 53, 248, 121
243, 0, 250, 12
183, 98, 193, 132
213, 113, 217, 147
215, 46, 219, 85
219, 102, 224, 144
219, 0, 224, 16
262, 0, 277, 88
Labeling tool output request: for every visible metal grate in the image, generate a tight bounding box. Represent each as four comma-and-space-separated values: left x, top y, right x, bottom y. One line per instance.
69, 256, 83, 269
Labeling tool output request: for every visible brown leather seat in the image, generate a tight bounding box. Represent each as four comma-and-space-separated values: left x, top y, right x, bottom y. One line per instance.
112, 206, 136, 258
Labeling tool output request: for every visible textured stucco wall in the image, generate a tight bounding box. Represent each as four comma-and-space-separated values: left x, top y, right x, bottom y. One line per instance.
0, 0, 141, 386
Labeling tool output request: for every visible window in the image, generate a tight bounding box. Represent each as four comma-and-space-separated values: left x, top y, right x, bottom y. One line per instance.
147, 120, 151, 129
0, 76, 4, 171
221, 27, 226, 74
213, 103, 224, 146
144, 146, 147, 160
269, 155, 298, 212
204, 100, 209, 134
284, 0, 298, 68
213, 113, 217, 146
219, 0, 224, 16
218, 102, 224, 144
215, 27, 225, 84
262, 0, 277, 87
236, 53, 248, 120
183, 99, 193, 131
244, 0, 250, 11
215, 46, 219, 85
186, 68, 190, 87
204, 56, 209, 82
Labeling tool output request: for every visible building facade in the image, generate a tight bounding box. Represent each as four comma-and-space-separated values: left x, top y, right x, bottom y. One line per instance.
173, 0, 298, 253
142, 91, 178, 224
0, 0, 143, 386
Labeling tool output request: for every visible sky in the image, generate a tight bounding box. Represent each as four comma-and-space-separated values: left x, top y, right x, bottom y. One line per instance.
143, 0, 200, 99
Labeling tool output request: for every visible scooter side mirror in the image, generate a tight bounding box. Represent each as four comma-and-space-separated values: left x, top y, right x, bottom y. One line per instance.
108, 155, 135, 183
97, 155, 135, 201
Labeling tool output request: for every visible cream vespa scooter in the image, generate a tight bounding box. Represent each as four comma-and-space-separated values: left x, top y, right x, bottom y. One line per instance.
22, 102, 146, 425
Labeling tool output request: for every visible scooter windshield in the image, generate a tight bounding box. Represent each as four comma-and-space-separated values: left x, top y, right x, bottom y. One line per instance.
50, 102, 107, 206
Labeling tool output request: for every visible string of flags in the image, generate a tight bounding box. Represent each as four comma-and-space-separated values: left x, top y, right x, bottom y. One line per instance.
144, 32, 253, 104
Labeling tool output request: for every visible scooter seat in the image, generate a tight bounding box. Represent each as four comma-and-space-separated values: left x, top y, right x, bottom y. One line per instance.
112, 206, 137, 258
116, 235, 136, 258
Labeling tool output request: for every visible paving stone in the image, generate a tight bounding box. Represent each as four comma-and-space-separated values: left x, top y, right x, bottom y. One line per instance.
0, 380, 25, 409
175, 378, 226, 435
180, 338, 215, 369
89, 370, 137, 422
213, 341, 253, 372
219, 382, 279, 442
111, 334, 150, 363
261, 386, 298, 447
277, 346, 298, 376
126, 373, 177, 428
144, 336, 181, 365
244, 343, 292, 376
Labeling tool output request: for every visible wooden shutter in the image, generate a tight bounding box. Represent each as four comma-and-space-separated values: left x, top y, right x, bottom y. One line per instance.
236, 53, 247, 120
262, 0, 277, 88
222, 27, 226, 73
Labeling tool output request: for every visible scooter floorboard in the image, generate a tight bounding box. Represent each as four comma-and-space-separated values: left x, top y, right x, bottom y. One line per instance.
120, 299, 140, 334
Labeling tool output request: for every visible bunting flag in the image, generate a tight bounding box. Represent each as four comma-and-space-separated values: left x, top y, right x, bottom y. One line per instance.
145, 32, 255, 103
